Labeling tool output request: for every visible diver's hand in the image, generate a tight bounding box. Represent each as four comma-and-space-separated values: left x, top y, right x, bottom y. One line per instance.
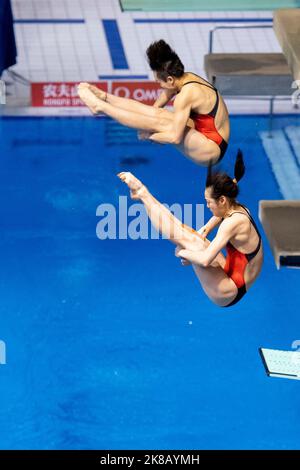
197, 226, 207, 238
137, 130, 151, 140
175, 245, 191, 266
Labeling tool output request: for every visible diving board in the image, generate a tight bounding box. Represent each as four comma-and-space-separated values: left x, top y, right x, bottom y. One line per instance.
259, 348, 300, 380
259, 200, 300, 269
274, 8, 300, 81
204, 53, 292, 96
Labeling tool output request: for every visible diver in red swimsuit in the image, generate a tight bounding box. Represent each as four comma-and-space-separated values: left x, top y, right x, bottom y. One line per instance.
118, 151, 263, 308
78, 39, 231, 166
189, 151, 263, 306
180, 77, 228, 161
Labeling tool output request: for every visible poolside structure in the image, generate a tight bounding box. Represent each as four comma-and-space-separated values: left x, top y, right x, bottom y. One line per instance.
259, 200, 300, 269
204, 8, 300, 127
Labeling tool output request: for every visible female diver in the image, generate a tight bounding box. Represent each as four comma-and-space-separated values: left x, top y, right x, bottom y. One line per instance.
118, 151, 263, 307
78, 40, 230, 166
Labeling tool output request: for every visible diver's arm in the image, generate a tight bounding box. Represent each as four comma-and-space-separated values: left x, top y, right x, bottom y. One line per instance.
198, 216, 222, 238
153, 89, 176, 108
176, 217, 238, 268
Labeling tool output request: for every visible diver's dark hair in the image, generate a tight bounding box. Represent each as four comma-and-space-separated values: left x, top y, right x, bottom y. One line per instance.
146, 39, 184, 80
205, 149, 245, 202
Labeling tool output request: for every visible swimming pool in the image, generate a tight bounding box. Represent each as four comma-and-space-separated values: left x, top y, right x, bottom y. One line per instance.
0, 114, 300, 450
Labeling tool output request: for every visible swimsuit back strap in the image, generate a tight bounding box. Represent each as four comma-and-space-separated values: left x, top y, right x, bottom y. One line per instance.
181, 81, 216, 91
238, 204, 261, 239
227, 208, 260, 236
226, 208, 262, 259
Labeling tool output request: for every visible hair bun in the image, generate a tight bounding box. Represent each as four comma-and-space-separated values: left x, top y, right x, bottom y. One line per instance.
146, 40, 184, 77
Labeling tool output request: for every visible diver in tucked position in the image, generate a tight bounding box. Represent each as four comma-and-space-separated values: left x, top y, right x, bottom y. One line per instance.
78, 39, 230, 166
118, 151, 263, 307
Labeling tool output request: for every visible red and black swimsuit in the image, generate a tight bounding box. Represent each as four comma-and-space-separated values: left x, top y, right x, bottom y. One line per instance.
223, 204, 262, 307
181, 79, 228, 161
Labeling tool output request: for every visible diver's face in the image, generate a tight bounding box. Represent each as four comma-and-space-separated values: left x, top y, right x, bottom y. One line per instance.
153, 72, 175, 90
204, 188, 226, 217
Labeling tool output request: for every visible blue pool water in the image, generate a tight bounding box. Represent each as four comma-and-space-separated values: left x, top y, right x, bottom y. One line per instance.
0, 114, 300, 450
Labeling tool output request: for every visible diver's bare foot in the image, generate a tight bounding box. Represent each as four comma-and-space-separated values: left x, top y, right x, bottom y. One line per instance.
78, 82, 107, 101
87, 84, 107, 101
77, 83, 103, 114
117, 172, 147, 200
